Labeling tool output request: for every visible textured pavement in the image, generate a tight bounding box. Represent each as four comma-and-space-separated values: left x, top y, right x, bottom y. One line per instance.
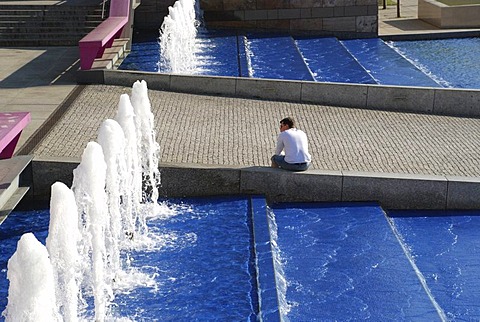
33, 84, 480, 177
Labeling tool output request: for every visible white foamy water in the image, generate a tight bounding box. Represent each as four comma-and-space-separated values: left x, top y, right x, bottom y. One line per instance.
72, 141, 113, 321
46, 182, 80, 322
115, 94, 142, 237
267, 207, 293, 321
130, 80, 161, 220
4, 233, 61, 321
158, 0, 199, 73
4, 80, 172, 322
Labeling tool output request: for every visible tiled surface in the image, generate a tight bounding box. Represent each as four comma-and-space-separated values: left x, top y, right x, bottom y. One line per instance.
33, 85, 480, 177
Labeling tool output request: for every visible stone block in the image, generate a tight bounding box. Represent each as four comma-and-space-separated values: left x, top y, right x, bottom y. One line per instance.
236, 78, 302, 102
366, 85, 435, 113
323, 16, 356, 31
301, 82, 368, 107
356, 15, 377, 33
290, 0, 324, 8
433, 88, 480, 117
223, 0, 256, 10
256, 19, 290, 30
367, 4, 378, 15
245, 9, 269, 20
446, 176, 480, 209
32, 159, 79, 199
300, 8, 312, 18
311, 7, 334, 18
345, 5, 368, 16
233, 10, 245, 20
257, 0, 289, 9
342, 171, 447, 210
104, 70, 171, 91
158, 163, 242, 197
278, 8, 301, 19
267, 9, 278, 19
200, 0, 223, 10
323, 0, 336, 7
240, 167, 343, 203
334, 6, 345, 16
356, 0, 378, 5
290, 18, 323, 30
170, 74, 237, 96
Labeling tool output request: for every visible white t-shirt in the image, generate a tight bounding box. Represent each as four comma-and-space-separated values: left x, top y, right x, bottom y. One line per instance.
275, 128, 311, 164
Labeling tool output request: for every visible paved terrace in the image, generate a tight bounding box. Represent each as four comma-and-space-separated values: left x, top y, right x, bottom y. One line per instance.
32, 84, 480, 178
1, 0, 480, 182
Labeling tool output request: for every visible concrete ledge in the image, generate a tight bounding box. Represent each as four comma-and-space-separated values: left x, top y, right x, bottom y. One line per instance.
366, 85, 435, 113
301, 81, 368, 108
236, 78, 302, 102
446, 175, 480, 209
419, 0, 480, 28
342, 171, 447, 209
159, 163, 242, 197
30, 159, 480, 210
170, 74, 237, 96
240, 167, 343, 203
433, 88, 480, 117
77, 69, 480, 118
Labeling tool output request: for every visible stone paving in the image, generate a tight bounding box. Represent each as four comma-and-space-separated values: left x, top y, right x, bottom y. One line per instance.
34, 84, 480, 177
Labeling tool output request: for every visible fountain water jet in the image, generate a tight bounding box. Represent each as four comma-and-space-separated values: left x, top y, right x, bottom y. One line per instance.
130, 80, 161, 222
115, 94, 142, 237
4, 80, 162, 321
158, 0, 199, 73
4, 233, 61, 321
46, 182, 80, 322
72, 141, 113, 321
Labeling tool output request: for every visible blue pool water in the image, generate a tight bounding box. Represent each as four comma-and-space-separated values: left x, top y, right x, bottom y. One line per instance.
2, 197, 480, 320
120, 30, 480, 89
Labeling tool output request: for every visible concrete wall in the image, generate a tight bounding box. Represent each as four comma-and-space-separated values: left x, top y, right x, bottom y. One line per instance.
419, 0, 480, 28
200, 0, 378, 37
77, 69, 480, 118
30, 159, 480, 210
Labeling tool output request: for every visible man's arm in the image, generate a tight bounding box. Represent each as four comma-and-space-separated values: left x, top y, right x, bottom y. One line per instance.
274, 135, 284, 155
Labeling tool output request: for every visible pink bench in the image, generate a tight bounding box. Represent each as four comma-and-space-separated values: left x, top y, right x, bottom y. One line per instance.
0, 112, 31, 159
79, 0, 130, 70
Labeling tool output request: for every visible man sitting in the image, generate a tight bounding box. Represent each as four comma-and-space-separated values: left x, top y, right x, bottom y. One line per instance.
271, 117, 311, 171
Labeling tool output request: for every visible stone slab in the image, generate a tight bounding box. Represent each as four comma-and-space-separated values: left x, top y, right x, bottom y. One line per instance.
158, 163, 241, 197
104, 70, 171, 91
433, 88, 480, 117
446, 175, 480, 209
342, 171, 447, 209
366, 85, 435, 113
170, 74, 237, 96
301, 81, 368, 107
240, 167, 343, 204
236, 78, 302, 102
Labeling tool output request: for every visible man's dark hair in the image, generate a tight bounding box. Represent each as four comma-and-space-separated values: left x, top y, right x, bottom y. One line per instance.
280, 117, 295, 129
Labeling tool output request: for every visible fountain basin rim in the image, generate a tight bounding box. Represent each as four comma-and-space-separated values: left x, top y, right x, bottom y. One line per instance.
27, 158, 480, 210
77, 68, 480, 118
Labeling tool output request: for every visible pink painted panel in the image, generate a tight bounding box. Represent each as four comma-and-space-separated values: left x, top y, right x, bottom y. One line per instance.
109, 0, 130, 17
0, 112, 31, 158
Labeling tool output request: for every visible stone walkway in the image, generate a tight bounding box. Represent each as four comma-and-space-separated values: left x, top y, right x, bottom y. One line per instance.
33, 84, 480, 177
